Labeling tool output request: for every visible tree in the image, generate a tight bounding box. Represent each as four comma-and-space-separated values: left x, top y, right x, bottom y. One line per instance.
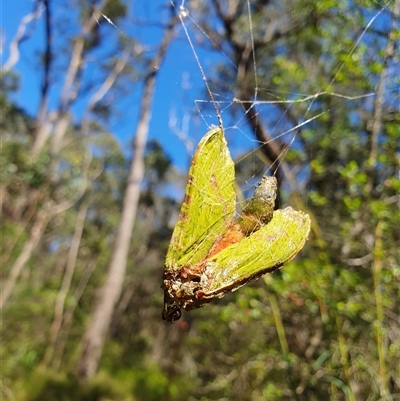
167, 0, 400, 399
1, 0, 131, 310
75, 10, 179, 380
1, 0, 398, 400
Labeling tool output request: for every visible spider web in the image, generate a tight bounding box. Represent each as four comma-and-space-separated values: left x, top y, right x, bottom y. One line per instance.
171, 0, 396, 197
98, 0, 398, 319
99, 0, 397, 256
160, 0, 398, 283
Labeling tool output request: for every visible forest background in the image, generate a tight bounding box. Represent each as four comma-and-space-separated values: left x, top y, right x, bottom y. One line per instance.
1, 0, 399, 400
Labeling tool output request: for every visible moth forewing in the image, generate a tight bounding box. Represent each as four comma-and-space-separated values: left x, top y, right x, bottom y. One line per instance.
202, 207, 311, 296
164, 128, 235, 270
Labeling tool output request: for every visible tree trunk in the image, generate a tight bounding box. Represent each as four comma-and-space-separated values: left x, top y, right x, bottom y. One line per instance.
75, 13, 177, 380
43, 201, 88, 366
32, 3, 105, 156
0, 209, 48, 309
52, 260, 96, 370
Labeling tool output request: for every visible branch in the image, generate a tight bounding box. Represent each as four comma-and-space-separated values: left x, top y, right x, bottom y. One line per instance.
43, 201, 88, 366
365, 0, 399, 194
32, 0, 53, 153
75, 9, 179, 380
50, 1, 106, 156
0, 210, 49, 310
3, 4, 43, 73
81, 49, 131, 136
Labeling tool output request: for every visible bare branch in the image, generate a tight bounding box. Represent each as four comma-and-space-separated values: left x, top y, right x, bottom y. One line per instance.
3, 4, 44, 73
32, 0, 53, 155
75, 10, 179, 380
81, 50, 131, 136
0, 210, 49, 310
43, 201, 88, 366
46, 1, 105, 155
365, 0, 399, 194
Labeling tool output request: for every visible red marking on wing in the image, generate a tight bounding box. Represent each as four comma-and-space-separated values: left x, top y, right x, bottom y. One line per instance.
207, 223, 245, 258
179, 223, 244, 279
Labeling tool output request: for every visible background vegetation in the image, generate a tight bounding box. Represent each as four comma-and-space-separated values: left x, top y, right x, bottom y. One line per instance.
1, 0, 399, 400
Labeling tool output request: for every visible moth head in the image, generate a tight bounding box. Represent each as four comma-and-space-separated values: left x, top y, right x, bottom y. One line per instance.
162, 298, 182, 322
255, 176, 277, 202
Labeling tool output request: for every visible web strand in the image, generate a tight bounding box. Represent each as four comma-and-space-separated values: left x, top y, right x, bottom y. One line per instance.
172, 1, 391, 188
172, 2, 223, 128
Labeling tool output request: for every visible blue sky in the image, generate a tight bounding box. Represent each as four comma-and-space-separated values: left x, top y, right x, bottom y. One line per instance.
4, 1, 390, 181
2, 0, 254, 173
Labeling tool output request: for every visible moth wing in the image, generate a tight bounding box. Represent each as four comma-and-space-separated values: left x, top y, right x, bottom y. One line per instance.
165, 128, 236, 269
204, 207, 311, 294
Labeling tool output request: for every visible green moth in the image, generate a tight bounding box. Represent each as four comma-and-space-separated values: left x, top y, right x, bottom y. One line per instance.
162, 127, 311, 322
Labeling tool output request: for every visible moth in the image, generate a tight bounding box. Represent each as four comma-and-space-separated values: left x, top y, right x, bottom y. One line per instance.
162, 128, 311, 322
